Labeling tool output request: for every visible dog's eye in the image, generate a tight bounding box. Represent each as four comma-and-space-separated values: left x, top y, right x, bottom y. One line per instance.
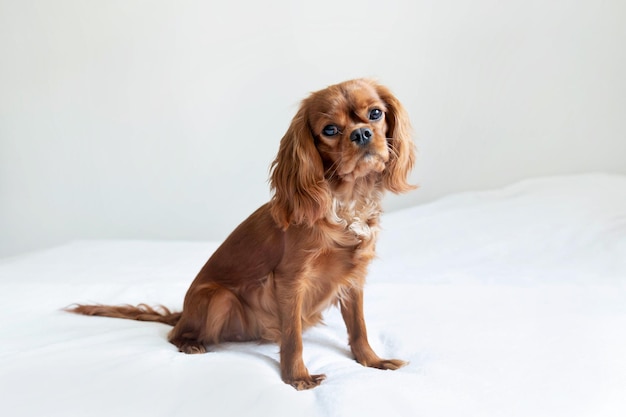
322, 125, 340, 137
369, 108, 383, 121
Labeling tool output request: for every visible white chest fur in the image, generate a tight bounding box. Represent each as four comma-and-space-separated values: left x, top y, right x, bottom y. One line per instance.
327, 197, 382, 244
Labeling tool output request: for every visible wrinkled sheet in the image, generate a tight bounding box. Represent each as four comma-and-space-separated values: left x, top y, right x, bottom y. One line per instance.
1, 173, 625, 417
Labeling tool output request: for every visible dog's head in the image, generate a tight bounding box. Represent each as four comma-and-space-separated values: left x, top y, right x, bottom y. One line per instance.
270, 79, 416, 229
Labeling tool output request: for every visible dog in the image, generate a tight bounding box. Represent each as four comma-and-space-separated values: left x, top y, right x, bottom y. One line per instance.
67, 78, 416, 390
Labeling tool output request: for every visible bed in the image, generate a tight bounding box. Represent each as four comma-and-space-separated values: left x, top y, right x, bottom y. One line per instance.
1, 173, 625, 417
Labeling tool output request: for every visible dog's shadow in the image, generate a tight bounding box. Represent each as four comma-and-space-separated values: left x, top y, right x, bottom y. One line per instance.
208, 335, 354, 374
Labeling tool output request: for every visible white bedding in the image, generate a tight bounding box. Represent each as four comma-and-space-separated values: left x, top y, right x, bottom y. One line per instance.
1, 173, 625, 417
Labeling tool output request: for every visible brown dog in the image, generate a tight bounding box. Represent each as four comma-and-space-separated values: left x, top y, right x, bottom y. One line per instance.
68, 78, 416, 390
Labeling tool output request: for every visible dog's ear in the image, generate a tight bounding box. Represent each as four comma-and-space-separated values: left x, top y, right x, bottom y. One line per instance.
269, 103, 331, 229
374, 83, 417, 194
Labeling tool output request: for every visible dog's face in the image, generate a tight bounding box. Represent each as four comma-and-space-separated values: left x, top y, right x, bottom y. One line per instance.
306, 80, 392, 182
270, 78, 416, 229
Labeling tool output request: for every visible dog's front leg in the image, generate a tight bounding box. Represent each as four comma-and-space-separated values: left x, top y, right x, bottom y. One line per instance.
340, 285, 407, 370
276, 280, 326, 390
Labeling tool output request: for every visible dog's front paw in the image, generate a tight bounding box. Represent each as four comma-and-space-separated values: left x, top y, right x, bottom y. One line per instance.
284, 373, 326, 390
367, 358, 408, 370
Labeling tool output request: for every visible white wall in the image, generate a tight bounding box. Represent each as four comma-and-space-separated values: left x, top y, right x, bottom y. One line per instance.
1, 0, 625, 258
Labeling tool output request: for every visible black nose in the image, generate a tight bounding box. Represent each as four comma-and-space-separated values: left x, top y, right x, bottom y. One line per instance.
350, 127, 373, 146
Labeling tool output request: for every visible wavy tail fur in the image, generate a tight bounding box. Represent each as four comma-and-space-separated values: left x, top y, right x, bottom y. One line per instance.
65, 304, 181, 326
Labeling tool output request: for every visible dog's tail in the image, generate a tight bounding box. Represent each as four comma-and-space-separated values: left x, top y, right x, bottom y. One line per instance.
65, 303, 181, 326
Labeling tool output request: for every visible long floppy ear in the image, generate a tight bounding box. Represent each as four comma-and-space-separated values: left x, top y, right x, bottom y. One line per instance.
374, 83, 417, 193
269, 103, 331, 229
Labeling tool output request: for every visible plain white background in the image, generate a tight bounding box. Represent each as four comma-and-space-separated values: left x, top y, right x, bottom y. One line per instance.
1, 0, 625, 258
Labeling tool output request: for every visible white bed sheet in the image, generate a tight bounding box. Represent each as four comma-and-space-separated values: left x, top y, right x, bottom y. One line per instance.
1, 173, 625, 417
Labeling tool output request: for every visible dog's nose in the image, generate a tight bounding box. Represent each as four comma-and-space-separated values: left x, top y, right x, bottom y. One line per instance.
350, 127, 373, 146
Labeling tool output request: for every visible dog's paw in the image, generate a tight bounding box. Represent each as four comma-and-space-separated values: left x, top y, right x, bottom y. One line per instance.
178, 342, 207, 354
370, 358, 408, 370
285, 373, 326, 390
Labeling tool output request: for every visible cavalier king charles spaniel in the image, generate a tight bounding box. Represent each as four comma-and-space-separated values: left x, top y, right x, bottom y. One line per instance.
68, 78, 416, 390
